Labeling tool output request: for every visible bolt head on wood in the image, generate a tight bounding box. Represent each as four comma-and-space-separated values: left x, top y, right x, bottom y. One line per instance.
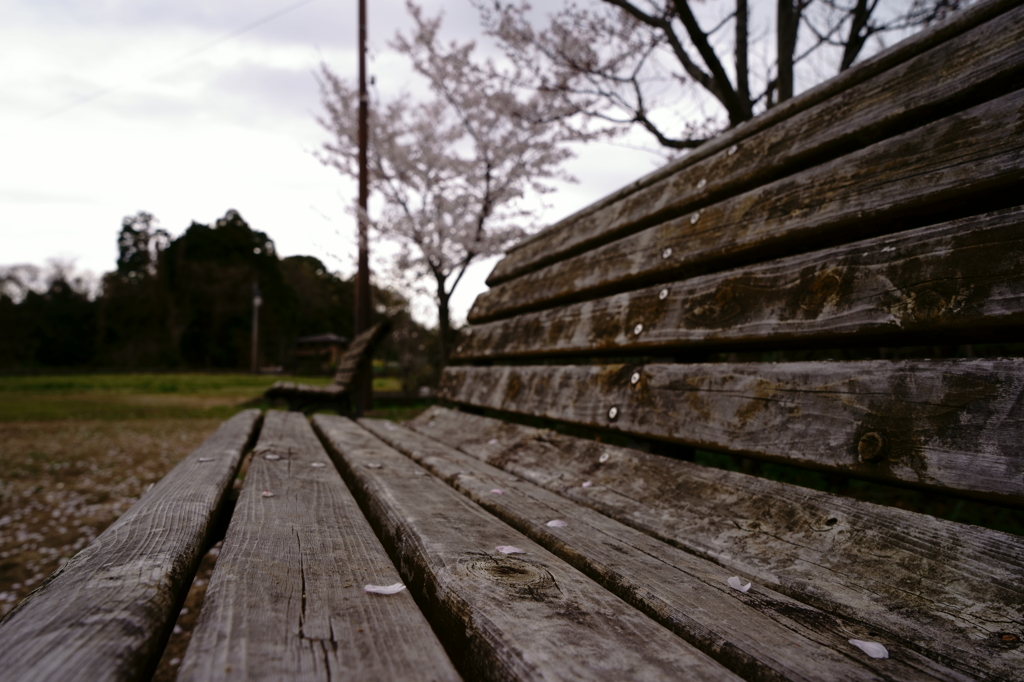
690, 212, 700, 225
728, 144, 738, 156
659, 288, 669, 300
607, 406, 618, 420
662, 247, 672, 259
633, 323, 644, 335
696, 178, 707, 190
630, 372, 641, 385
857, 431, 889, 462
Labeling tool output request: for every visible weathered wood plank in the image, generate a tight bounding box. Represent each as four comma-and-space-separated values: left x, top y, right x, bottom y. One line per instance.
440, 360, 1024, 505
487, 0, 1024, 287
471, 87, 1024, 323
312, 414, 742, 682
360, 417, 971, 682
332, 320, 390, 387
410, 406, 1024, 682
178, 410, 458, 682
455, 207, 1024, 360
0, 410, 261, 682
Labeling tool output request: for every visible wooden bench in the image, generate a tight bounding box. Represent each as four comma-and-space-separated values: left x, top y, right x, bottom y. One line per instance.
265, 320, 390, 413
2, 2, 1022, 679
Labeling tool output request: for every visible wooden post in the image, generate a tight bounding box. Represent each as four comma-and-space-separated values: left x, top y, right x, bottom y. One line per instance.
353, 0, 372, 414
250, 283, 262, 374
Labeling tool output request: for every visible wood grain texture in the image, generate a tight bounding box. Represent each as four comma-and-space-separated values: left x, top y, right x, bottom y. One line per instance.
178, 410, 458, 682
440, 360, 1024, 505
312, 414, 742, 682
488, 0, 1023, 287
0, 409, 261, 682
360, 417, 971, 682
410, 407, 1024, 682
471, 87, 1024, 323
454, 207, 1024, 360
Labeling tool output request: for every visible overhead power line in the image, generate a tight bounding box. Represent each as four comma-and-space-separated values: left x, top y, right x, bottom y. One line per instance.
35, 0, 319, 122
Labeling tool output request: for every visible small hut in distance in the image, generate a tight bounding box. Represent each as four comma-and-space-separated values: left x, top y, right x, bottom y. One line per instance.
292, 333, 349, 375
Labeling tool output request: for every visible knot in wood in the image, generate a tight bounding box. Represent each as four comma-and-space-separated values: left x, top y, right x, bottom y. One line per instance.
857, 431, 889, 463
465, 556, 559, 600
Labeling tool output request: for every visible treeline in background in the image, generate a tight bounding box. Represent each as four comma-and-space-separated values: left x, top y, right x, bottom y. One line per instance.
0, 210, 438, 391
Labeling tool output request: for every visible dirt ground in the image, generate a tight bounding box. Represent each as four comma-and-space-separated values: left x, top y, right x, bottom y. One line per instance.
0, 418, 224, 678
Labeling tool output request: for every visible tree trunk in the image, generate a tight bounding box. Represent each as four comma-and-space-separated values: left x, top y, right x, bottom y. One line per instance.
735, 0, 750, 111
777, 0, 798, 103
437, 286, 452, 369
841, 0, 872, 71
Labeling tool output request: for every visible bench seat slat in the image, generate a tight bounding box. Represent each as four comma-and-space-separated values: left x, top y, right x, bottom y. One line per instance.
440, 359, 1024, 505
487, 0, 1023, 287
471, 86, 1024, 323
455, 206, 1024, 360
312, 414, 742, 682
178, 411, 458, 682
360, 418, 970, 682
0, 409, 261, 682
410, 407, 1024, 682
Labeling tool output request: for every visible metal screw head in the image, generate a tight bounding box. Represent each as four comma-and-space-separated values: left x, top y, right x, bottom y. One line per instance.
630, 371, 641, 385
690, 212, 700, 225
857, 432, 889, 462
599, 452, 610, 463
662, 247, 673, 259
696, 178, 707, 190
633, 323, 644, 335
659, 288, 669, 300
728, 144, 738, 156
607, 406, 618, 420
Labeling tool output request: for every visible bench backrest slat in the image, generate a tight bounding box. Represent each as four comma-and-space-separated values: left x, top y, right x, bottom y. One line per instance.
454, 207, 1024, 360
445, 0, 1024, 506
441, 360, 1024, 505
487, 0, 1024, 288
332, 319, 390, 388
471, 86, 1024, 323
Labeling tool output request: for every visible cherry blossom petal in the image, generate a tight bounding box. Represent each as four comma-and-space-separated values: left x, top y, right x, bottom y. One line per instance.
581, 481, 592, 488
495, 545, 524, 554
261, 490, 274, 498
488, 438, 499, 445
364, 582, 406, 595
310, 462, 326, 468
849, 639, 889, 659
264, 454, 281, 461
727, 576, 751, 592
546, 519, 568, 527
490, 488, 504, 495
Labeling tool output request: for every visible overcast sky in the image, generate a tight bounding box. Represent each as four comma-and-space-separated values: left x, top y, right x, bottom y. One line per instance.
1, 0, 668, 326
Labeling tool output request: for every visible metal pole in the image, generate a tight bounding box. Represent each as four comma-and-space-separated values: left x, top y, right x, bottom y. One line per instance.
354, 0, 372, 413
